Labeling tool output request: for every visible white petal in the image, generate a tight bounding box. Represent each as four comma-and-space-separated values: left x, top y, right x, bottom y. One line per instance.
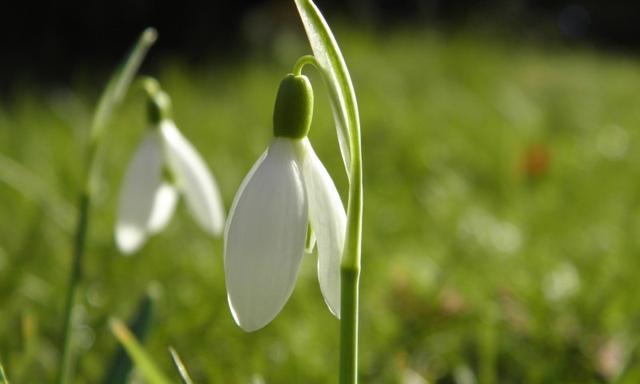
224, 138, 308, 331
147, 182, 178, 234
296, 138, 346, 318
115, 130, 164, 254
160, 121, 225, 235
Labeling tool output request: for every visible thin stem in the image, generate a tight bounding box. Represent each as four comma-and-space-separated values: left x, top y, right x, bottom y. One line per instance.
340, 268, 359, 384
293, 55, 319, 76
56, 28, 156, 384
292, 1, 363, 381
339, 31, 363, 380
57, 192, 89, 384
340, 111, 362, 384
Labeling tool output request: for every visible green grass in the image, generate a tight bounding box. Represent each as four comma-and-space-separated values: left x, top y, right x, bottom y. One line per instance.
2, 27, 640, 383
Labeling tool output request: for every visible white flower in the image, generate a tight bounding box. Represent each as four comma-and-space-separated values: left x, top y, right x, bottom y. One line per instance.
224, 136, 346, 332
115, 119, 225, 254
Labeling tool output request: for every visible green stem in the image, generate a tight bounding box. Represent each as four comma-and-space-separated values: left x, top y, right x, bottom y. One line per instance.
293, 55, 318, 76
292, 13, 363, 382
340, 111, 363, 384
57, 192, 90, 384
340, 268, 359, 384
56, 28, 156, 384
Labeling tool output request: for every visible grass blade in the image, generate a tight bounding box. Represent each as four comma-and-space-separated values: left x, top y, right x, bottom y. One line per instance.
103, 288, 157, 383
109, 318, 171, 384
90, 27, 158, 143
169, 347, 194, 384
0, 362, 8, 384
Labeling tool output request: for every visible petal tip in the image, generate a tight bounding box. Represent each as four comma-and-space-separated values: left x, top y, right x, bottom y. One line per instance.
227, 295, 270, 332
115, 225, 146, 255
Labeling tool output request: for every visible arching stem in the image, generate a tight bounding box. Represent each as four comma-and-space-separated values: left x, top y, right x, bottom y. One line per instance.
293, 55, 319, 76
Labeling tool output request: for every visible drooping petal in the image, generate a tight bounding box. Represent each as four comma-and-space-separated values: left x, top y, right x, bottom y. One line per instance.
225, 138, 308, 332
147, 182, 179, 234
115, 130, 164, 254
295, 138, 346, 317
159, 121, 225, 235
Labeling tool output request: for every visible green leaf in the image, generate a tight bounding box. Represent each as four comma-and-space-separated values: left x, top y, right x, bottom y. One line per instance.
169, 347, 194, 384
109, 318, 171, 384
294, 0, 360, 176
90, 27, 158, 143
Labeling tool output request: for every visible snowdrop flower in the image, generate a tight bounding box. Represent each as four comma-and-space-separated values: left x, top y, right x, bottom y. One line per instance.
115, 81, 225, 254
225, 74, 346, 331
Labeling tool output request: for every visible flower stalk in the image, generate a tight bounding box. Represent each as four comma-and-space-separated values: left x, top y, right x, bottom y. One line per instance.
56, 28, 157, 384
293, 1, 363, 382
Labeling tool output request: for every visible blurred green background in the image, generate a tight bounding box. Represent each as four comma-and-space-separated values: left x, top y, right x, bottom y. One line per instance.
2, 13, 640, 384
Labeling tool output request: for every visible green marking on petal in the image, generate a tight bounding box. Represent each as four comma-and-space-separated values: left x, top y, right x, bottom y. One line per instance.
161, 164, 176, 186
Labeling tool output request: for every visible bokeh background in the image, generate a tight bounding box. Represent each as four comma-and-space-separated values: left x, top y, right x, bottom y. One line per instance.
2, 0, 640, 382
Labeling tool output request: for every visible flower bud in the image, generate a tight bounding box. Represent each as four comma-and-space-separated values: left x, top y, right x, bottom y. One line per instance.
273, 74, 313, 139
147, 90, 172, 125
143, 78, 172, 124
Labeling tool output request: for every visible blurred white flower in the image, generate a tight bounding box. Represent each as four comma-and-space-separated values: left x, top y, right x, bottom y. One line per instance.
115, 108, 224, 254
543, 262, 580, 302
225, 137, 345, 331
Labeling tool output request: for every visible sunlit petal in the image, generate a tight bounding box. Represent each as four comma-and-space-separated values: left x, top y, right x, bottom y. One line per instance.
160, 121, 225, 235
296, 138, 346, 317
115, 130, 164, 254
147, 182, 178, 234
225, 138, 308, 331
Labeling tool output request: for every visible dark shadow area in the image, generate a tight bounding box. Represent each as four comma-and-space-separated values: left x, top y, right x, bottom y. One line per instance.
1, 0, 639, 94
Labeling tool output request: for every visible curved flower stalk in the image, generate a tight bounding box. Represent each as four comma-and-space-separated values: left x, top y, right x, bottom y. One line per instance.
225, 74, 346, 332
115, 79, 225, 254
